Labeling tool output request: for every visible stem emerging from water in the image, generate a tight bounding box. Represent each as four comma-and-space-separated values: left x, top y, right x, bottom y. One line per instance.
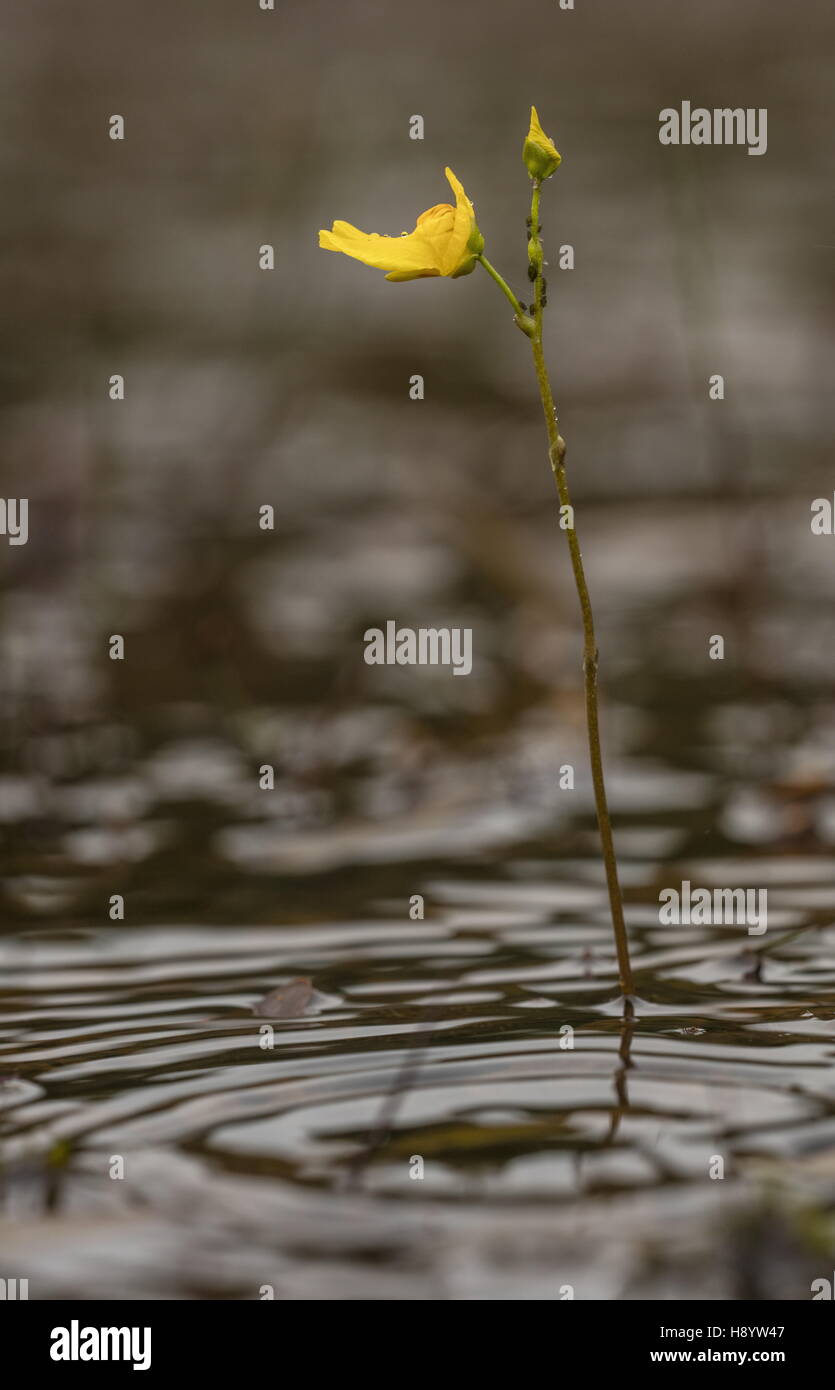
479, 183, 634, 998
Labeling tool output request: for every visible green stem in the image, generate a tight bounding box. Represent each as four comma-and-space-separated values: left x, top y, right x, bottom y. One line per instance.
477, 253, 526, 318
527, 179, 633, 997
479, 186, 635, 998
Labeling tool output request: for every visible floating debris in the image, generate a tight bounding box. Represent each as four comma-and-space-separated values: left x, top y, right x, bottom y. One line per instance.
252, 977, 318, 1019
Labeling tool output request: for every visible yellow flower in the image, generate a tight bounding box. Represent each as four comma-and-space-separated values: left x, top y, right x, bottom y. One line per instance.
318, 168, 483, 282
523, 106, 561, 180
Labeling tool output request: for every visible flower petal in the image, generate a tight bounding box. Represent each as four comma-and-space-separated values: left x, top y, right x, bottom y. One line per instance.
385, 268, 442, 281
319, 222, 439, 275
440, 168, 476, 276
319, 170, 481, 281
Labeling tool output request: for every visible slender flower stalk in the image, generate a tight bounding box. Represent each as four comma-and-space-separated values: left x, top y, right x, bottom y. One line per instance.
477, 254, 526, 317
476, 125, 634, 995
316, 108, 635, 997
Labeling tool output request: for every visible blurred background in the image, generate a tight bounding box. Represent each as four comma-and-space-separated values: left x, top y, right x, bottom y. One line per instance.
2, 0, 835, 1301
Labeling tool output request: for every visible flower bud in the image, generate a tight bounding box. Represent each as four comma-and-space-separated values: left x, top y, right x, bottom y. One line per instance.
523, 106, 561, 181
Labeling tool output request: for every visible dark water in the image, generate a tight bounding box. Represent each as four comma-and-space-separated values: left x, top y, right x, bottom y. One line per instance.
4, 496, 835, 1300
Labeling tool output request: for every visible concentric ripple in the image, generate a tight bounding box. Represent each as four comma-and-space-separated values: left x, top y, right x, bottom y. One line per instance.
3, 849, 835, 1296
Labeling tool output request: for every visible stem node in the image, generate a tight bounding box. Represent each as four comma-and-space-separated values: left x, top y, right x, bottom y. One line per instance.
549, 435, 567, 469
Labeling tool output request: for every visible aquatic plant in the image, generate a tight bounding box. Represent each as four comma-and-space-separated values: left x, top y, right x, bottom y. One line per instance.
320, 109, 634, 996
